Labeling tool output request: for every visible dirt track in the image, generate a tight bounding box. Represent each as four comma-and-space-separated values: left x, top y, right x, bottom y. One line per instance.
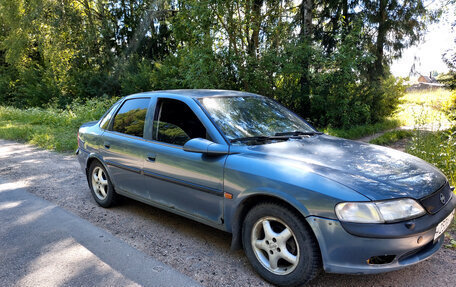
1, 138, 456, 286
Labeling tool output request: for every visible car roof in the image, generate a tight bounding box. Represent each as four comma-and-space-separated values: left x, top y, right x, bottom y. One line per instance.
124, 89, 262, 99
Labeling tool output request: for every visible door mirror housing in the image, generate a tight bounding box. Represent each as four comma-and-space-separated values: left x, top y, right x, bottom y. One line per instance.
183, 138, 229, 155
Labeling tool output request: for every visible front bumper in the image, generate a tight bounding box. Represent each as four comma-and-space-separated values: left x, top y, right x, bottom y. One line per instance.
308, 195, 456, 274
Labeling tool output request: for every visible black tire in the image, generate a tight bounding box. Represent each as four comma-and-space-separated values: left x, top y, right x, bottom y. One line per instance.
242, 203, 321, 287
87, 161, 118, 208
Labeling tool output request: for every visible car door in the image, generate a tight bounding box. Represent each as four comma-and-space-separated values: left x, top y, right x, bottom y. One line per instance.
142, 96, 227, 225
101, 97, 152, 199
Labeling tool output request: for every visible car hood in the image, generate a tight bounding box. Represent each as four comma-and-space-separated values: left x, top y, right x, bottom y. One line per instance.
239, 135, 446, 200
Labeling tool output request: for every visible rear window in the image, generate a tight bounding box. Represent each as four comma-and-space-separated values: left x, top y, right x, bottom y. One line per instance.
112, 98, 150, 137
99, 102, 121, 130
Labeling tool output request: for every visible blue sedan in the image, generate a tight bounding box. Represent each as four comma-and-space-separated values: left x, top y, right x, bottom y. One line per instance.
77, 89, 456, 287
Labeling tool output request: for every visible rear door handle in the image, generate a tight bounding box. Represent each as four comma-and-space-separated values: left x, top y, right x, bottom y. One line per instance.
146, 153, 156, 162
104, 142, 111, 149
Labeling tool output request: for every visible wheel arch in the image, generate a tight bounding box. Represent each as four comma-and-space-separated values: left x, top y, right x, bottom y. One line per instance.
85, 154, 109, 180
229, 193, 316, 251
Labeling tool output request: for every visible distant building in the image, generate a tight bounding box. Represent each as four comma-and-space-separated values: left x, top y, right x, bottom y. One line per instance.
406, 72, 444, 91
417, 73, 438, 84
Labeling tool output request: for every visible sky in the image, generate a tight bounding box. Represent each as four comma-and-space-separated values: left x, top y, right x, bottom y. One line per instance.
391, 3, 455, 78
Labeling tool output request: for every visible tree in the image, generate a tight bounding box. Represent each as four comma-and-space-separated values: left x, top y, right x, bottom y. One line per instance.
362, 0, 427, 80
0, 0, 431, 128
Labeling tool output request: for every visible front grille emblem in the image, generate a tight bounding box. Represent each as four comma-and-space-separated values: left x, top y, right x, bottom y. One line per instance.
440, 193, 446, 204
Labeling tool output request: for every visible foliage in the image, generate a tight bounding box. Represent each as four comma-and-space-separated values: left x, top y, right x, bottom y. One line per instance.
0, 0, 436, 129
369, 130, 413, 145
407, 130, 456, 185
324, 119, 400, 139
393, 88, 455, 127
299, 22, 376, 127
445, 237, 456, 249
0, 97, 118, 151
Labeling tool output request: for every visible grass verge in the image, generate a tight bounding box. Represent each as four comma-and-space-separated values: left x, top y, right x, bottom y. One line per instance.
369, 130, 413, 146
0, 97, 118, 152
393, 88, 455, 128
324, 119, 401, 139
407, 130, 456, 186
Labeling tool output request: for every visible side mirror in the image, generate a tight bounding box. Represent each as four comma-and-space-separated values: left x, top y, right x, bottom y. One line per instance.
183, 138, 229, 155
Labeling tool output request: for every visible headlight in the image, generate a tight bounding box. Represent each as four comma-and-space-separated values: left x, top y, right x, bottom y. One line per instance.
335, 198, 426, 223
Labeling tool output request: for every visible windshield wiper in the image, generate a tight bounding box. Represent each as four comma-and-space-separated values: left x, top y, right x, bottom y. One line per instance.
230, 135, 293, 143
230, 132, 321, 144
230, 136, 272, 143
274, 131, 323, 136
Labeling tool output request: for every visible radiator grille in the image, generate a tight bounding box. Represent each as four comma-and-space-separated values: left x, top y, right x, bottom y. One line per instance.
419, 182, 452, 214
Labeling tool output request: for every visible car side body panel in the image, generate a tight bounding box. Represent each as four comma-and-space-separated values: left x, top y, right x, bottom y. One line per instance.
141, 140, 226, 225
222, 150, 371, 234
100, 131, 148, 198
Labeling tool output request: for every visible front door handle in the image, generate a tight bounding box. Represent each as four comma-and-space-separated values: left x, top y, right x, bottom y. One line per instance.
146, 153, 156, 162
104, 142, 111, 149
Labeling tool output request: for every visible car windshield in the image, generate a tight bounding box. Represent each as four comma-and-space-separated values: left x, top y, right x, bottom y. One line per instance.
198, 96, 315, 142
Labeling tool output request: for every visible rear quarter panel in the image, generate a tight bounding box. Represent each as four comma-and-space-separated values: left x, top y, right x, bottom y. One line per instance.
78, 122, 106, 172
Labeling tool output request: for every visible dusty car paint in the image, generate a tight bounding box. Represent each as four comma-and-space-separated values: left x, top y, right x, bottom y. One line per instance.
77, 89, 456, 275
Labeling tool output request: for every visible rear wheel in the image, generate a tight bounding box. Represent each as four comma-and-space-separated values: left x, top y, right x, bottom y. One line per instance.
242, 203, 321, 287
88, 161, 118, 207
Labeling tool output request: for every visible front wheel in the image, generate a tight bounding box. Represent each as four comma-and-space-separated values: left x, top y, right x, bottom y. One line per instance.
242, 203, 321, 287
88, 161, 118, 207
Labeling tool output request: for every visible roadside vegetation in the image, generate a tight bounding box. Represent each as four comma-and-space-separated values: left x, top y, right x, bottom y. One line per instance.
0, 1, 449, 150
325, 119, 401, 140
369, 129, 413, 146
0, 99, 400, 151
0, 98, 118, 152
368, 88, 456, 186
395, 89, 455, 129
0, 0, 437, 129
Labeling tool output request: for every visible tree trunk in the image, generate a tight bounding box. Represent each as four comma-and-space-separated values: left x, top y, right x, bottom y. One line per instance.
342, 0, 349, 27
299, 0, 313, 117
248, 0, 263, 58
300, 0, 313, 39
374, 0, 387, 79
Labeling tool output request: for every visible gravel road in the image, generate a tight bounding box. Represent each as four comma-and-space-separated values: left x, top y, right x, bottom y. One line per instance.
1, 138, 456, 287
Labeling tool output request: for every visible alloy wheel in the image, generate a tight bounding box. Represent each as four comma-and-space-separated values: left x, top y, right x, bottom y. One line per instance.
251, 216, 300, 275
91, 166, 108, 200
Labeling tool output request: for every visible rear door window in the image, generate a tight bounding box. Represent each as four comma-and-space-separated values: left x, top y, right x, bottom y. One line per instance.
112, 98, 150, 137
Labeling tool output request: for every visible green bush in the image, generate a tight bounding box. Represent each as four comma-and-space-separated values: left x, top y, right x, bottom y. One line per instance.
369, 130, 413, 145
325, 119, 400, 139
120, 57, 156, 95
407, 130, 456, 185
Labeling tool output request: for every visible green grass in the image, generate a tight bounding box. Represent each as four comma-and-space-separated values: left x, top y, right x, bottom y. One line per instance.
369, 130, 413, 146
0, 97, 118, 152
324, 119, 401, 139
407, 130, 456, 186
414, 129, 456, 241
393, 89, 455, 128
